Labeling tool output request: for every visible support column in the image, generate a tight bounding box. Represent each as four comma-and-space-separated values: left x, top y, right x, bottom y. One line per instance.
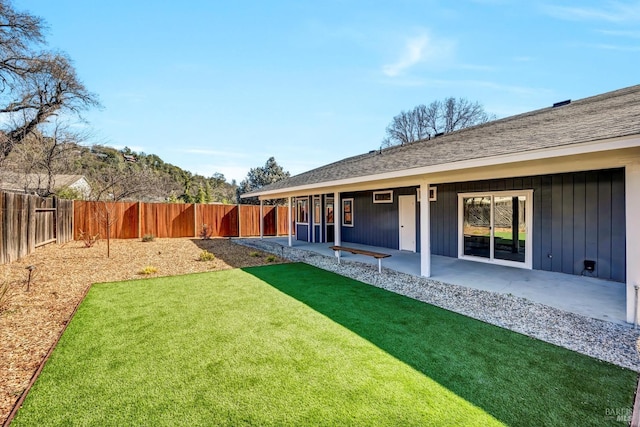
333, 191, 341, 246
287, 196, 293, 247
259, 200, 264, 240
419, 182, 431, 277
626, 163, 640, 323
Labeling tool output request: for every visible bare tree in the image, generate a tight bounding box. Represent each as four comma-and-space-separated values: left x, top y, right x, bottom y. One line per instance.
9, 120, 87, 196
89, 163, 156, 257
382, 97, 496, 147
0, 1, 99, 164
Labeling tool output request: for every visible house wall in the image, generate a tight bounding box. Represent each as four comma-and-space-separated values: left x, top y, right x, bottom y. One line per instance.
430, 168, 626, 282
340, 187, 418, 249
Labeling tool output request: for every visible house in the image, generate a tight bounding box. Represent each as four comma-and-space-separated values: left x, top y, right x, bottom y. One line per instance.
243, 85, 640, 323
0, 172, 91, 199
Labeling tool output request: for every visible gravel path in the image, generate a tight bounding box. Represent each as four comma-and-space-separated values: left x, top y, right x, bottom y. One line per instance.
236, 238, 640, 372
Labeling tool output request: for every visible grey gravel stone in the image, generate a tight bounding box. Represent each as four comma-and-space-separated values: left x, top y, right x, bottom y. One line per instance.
236, 238, 640, 372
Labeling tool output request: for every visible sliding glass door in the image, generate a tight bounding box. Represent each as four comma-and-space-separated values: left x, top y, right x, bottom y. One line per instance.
459, 190, 532, 269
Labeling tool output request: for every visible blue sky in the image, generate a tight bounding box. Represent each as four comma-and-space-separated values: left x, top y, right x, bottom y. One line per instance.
15, 0, 640, 183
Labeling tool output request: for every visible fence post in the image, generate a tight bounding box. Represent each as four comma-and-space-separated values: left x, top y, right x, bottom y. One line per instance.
237, 204, 241, 237
193, 203, 197, 237
137, 201, 142, 238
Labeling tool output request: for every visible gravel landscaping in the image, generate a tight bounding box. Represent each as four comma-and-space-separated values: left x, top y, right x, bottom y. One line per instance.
236, 238, 640, 372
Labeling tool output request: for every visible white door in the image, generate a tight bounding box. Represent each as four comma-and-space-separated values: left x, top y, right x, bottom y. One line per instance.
399, 195, 416, 252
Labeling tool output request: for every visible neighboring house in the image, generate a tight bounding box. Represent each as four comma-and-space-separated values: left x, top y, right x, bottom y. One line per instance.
0, 172, 91, 199
243, 84, 640, 323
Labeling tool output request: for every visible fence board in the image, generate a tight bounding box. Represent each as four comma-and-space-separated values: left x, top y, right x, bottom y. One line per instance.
239, 205, 260, 237
197, 204, 238, 237
277, 206, 292, 236
69, 201, 292, 242
141, 203, 195, 238
56, 199, 74, 244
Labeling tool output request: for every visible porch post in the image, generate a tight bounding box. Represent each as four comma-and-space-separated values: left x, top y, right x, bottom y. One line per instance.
419, 182, 431, 277
288, 196, 292, 247
626, 162, 640, 323
333, 191, 341, 246
259, 199, 264, 240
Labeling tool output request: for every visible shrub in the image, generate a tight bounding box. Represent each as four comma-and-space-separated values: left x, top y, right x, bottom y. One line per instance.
198, 250, 215, 261
249, 251, 260, 257
265, 255, 277, 263
200, 224, 213, 240
78, 230, 99, 248
139, 266, 157, 275
142, 234, 155, 242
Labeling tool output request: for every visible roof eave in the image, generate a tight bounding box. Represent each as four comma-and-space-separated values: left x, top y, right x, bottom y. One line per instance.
246, 135, 640, 199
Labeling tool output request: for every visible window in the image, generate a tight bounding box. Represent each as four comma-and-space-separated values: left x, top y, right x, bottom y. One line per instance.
373, 190, 393, 203
296, 198, 308, 224
313, 197, 321, 224
326, 198, 334, 224
417, 186, 437, 202
342, 198, 354, 227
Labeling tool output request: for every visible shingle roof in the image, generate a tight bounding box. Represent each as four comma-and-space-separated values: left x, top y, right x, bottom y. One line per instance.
0, 173, 87, 193
248, 84, 640, 196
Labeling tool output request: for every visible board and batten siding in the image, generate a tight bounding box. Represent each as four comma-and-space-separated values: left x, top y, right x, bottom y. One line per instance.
340, 188, 418, 249
430, 168, 626, 282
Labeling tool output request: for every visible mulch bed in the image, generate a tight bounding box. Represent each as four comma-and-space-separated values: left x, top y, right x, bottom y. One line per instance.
0, 237, 286, 424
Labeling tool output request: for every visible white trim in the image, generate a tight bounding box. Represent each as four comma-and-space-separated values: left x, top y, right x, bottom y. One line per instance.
333, 192, 341, 245
419, 183, 431, 277
373, 190, 393, 203
626, 163, 640, 323
458, 189, 533, 270
287, 197, 292, 247
246, 136, 640, 199
342, 198, 354, 227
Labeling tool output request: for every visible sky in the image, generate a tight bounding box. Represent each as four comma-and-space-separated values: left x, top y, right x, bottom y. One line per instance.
14, 0, 640, 183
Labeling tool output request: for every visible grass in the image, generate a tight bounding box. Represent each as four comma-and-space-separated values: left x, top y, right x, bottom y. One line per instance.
12, 263, 637, 426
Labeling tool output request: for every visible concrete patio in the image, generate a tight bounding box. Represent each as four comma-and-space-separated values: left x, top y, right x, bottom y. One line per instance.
254, 237, 628, 325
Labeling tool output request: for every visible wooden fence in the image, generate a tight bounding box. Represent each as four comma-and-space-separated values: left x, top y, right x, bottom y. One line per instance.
0, 191, 74, 264
1, 198, 291, 265
73, 201, 293, 240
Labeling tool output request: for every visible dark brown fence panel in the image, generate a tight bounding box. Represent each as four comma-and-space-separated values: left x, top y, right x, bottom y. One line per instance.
141, 203, 195, 238
1, 192, 32, 263
197, 204, 238, 237
263, 206, 276, 236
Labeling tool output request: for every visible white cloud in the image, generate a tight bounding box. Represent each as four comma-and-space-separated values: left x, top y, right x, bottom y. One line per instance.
543, 2, 640, 22
382, 32, 454, 77
598, 29, 640, 38
588, 43, 640, 51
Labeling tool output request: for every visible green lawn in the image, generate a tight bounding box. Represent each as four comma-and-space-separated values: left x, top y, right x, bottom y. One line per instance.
12, 263, 636, 426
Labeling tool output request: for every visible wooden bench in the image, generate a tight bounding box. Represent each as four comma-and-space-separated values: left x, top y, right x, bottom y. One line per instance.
329, 245, 391, 273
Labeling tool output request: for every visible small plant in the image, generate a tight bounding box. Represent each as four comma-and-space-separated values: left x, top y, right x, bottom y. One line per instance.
265, 255, 277, 263
249, 251, 260, 257
139, 266, 157, 275
0, 280, 9, 314
78, 229, 100, 248
200, 224, 213, 240
141, 234, 155, 242
198, 250, 216, 261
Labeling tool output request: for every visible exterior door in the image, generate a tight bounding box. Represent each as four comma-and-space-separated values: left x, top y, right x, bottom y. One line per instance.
325, 197, 334, 242
459, 190, 532, 269
399, 195, 416, 252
